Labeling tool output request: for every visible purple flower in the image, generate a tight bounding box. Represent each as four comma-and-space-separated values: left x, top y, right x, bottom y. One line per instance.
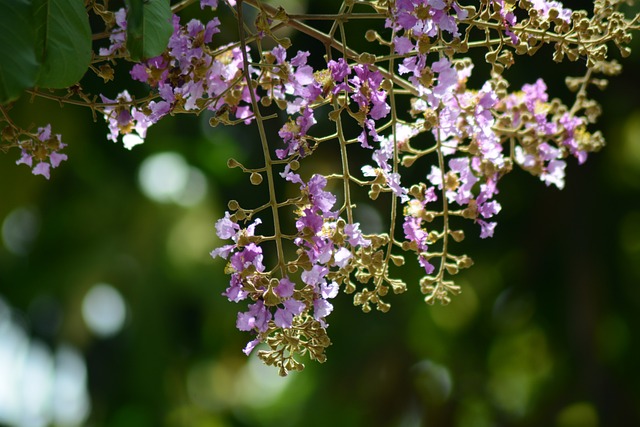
222, 274, 248, 302
49, 152, 67, 168
130, 64, 148, 83
291, 51, 310, 67
320, 281, 339, 299
313, 298, 333, 322
274, 299, 306, 328
328, 58, 350, 83
242, 338, 260, 355
431, 58, 458, 99
237, 301, 271, 333
541, 159, 566, 189
301, 265, 329, 287
419, 255, 435, 275
32, 162, 51, 180
200, 0, 218, 9
16, 150, 33, 167
477, 220, 497, 239
530, 0, 572, 23
204, 18, 221, 43
333, 247, 352, 268
276, 107, 316, 159
99, 8, 126, 56
344, 223, 370, 247
210, 244, 235, 260
272, 45, 287, 64
560, 114, 588, 164
17, 125, 68, 179
275, 277, 295, 298
215, 212, 240, 239
389, 0, 466, 38
350, 64, 388, 116
280, 164, 304, 185
307, 174, 336, 214
296, 209, 324, 234
230, 243, 265, 273
37, 124, 51, 141
394, 36, 414, 55
403, 216, 428, 252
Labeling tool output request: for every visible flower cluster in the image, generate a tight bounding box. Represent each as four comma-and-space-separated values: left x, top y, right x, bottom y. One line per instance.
387, 0, 470, 44
3, 0, 638, 373
98, 8, 127, 57
14, 125, 68, 180
211, 166, 373, 373
100, 9, 253, 148
498, 78, 601, 190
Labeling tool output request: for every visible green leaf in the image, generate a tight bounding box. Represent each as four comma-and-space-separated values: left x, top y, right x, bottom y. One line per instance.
126, 0, 173, 62
0, 0, 40, 104
34, 0, 92, 88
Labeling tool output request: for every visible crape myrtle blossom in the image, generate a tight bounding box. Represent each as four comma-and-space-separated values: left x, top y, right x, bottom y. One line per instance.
260, 45, 335, 159
348, 64, 390, 148
501, 79, 591, 189
285, 170, 370, 326
403, 186, 438, 274
491, 0, 519, 44
102, 11, 258, 148
328, 58, 351, 93
15, 125, 68, 180
210, 213, 264, 303
276, 107, 316, 159
130, 14, 253, 118
211, 168, 371, 355
264, 46, 322, 114
98, 8, 127, 56
386, 0, 469, 40
409, 63, 504, 159
100, 90, 151, 149
427, 157, 502, 238
210, 213, 271, 351
418, 58, 503, 166
490, 0, 572, 45
515, 142, 567, 189
529, 0, 572, 23
274, 58, 390, 152
362, 123, 418, 202
13, 0, 626, 374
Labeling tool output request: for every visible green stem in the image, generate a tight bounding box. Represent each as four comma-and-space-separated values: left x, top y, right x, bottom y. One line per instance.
237, 0, 286, 275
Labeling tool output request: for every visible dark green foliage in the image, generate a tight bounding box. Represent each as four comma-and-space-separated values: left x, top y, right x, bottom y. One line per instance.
125, 0, 173, 61
0, 0, 39, 103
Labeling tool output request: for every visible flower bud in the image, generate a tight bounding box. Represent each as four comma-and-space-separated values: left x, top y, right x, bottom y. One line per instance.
250, 172, 263, 185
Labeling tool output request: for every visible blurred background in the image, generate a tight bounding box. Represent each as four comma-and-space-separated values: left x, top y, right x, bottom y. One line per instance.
1, 0, 640, 426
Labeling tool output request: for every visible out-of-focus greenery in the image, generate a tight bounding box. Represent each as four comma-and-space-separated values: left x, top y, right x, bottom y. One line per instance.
2, 1, 640, 426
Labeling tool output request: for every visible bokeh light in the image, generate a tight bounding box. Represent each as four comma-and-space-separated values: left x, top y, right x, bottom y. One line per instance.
137, 152, 207, 207
1, 207, 39, 256
0, 297, 90, 427
81, 284, 127, 338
